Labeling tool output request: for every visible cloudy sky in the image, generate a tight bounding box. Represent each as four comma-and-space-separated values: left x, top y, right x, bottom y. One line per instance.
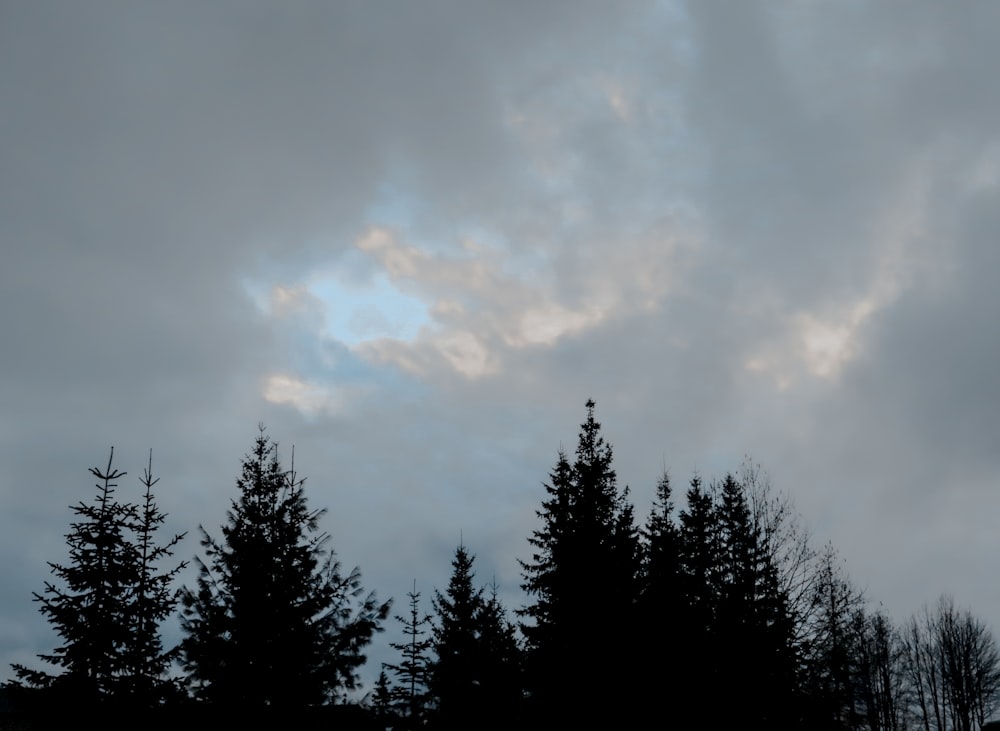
3, 0, 1000, 692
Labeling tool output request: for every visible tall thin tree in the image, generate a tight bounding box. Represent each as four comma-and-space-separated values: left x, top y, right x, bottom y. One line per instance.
385, 581, 434, 729
430, 544, 484, 729
519, 400, 641, 727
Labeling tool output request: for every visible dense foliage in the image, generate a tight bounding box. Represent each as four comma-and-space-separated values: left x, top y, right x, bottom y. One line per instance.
178, 427, 389, 707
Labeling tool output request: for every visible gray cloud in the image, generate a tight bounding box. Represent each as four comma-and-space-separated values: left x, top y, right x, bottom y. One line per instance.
3, 0, 1000, 691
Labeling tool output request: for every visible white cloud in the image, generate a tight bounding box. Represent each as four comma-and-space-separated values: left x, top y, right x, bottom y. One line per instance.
262, 373, 353, 417
348, 223, 697, 378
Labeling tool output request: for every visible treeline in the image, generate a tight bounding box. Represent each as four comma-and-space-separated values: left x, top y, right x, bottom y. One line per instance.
5, 404, 1000, 730
381, 402, 1000, 730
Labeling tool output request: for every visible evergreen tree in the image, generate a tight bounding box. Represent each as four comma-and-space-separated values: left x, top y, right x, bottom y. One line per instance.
637, 471, 683, 714
475, 579, 522, 723
430, 546, 523, 729
119, 452, 187, 706
677, 477, 717, 643
11, 449, 185, 710
11, 450, 137, 703
673, 475, 720, 717
642, 471, 682, 608
430, 544, 484, 728
519, 400, 641, 726
713, 473, 797, 726
367, 670, 396, 728
178, 427, 389, 707
385, 582, 434, 728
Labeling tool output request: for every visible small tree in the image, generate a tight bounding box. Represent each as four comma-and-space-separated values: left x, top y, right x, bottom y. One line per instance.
366, 670, 395, 727
119, 452, 187, 705
385, 582, 434, 728
178, 426, 389, 707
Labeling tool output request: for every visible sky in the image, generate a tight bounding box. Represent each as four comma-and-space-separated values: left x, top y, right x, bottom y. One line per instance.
3, 0, 1000, 695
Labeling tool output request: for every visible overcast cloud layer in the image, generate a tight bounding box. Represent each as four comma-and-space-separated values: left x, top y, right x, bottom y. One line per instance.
3, 1, 1000, 690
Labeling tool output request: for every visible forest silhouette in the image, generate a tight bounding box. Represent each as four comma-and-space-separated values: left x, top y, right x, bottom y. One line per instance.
4, 403, 999, 730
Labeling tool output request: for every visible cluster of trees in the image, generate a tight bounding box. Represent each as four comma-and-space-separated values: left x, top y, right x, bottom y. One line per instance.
378, 401, 1000, 730
6, 428, 389, 728
10, 450, 187, 707
6, 404, 1000, 730
378, 548, 522, 730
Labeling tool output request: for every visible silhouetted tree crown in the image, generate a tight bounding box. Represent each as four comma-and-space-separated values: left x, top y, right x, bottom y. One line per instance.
430, 544, 483, 727
385, 582, 434, 728
518, 400, 641, 725
178, 426, 389, 707
430, 545, 522, 729
11, 449, 186, 708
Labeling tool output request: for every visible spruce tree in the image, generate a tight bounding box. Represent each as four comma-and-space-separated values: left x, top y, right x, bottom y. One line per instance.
430, 545, 523, 729
677, 475, 717, 636
119, 452, 187, 706
367, 670, 396, 728
11, 450, 136, 703
675, 475, 719, 716
519, 400, 640, 726
11, 449, 186, 710
385, 582, 434, 728
638, 471, 683, 715
430, 544, 484, 728
712, 473, 797, 726
475, 579, 522, 725
178, 427, 389, 707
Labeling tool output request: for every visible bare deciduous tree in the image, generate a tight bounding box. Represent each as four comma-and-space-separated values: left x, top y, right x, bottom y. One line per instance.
900, 595, 1000, 731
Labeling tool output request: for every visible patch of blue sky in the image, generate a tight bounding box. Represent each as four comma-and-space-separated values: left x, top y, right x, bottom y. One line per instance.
309, 271, 431, 348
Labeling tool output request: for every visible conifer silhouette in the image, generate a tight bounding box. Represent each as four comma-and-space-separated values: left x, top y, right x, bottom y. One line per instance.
11, 449, 185, 709
178, 426, 389, 707
519, 400, 640, 726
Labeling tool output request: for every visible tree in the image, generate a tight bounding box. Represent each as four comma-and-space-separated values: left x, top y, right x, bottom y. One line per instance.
118, 452, 187, 706
637, 471, 684, 713
474, 579, 522, 723
854, 608, 904, 731
642, 471, 682, 613
366, 670, 396, 728
799, 542, 867, 729
430, 544, 484, 728
178, 427, 389, 707
519, 400, 641, 726
430, 545, 522, 729
675, 473, 718, 710
900, 596, 1000, 731
716, 473, 798, 725
11, 449, 185, 709
11, 450, 136, 703
385, 581, 434, 728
